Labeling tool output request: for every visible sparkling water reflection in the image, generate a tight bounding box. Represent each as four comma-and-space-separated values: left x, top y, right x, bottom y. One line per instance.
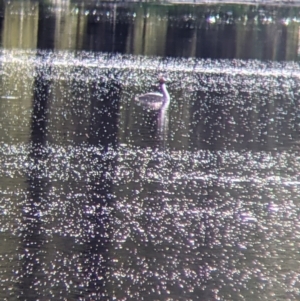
0, 51, 300, 300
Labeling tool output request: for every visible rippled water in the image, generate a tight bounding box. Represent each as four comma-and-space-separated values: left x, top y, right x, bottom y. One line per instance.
1, 50, 300, 300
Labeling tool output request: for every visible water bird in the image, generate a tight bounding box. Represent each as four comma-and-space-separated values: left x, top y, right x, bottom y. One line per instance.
135, 76, 170, 111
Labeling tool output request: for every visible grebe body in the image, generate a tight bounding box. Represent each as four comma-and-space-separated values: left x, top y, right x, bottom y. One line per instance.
135, 77, 170, 111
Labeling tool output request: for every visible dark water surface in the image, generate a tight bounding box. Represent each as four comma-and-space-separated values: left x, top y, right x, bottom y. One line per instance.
1, 1, 300, 301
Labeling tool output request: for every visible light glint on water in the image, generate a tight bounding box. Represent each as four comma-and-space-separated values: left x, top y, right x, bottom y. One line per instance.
0, 51, 300, 300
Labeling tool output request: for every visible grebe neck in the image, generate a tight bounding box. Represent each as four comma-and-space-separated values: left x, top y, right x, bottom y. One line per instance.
160, 83, 170, 103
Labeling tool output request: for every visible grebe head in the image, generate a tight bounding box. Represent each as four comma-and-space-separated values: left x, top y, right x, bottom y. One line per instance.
158, 76, 167, 85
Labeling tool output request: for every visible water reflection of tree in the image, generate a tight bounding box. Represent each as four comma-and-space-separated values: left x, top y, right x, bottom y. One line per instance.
18, 66, 50, 300
78, 75, 121, 299
20, 162, 48, 300
3, 2, 300, 59
36, 1, 55, 50
85, 4, 131, 53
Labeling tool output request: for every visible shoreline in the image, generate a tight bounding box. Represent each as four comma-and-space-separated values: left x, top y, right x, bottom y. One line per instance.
102, 0, 300, 7
165, 0, 298, 3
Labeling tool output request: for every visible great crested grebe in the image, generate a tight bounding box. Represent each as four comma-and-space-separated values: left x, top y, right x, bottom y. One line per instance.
135, 76, 170, 111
